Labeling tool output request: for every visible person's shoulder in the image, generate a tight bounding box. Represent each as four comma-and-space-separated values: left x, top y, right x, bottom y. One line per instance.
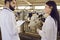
1, 9, 13, 14
45, 16, 55, 23
0, 9, 8, 14
0, 9, 5, 15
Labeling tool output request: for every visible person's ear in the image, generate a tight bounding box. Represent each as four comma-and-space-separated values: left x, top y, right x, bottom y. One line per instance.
50, 6, 53, 9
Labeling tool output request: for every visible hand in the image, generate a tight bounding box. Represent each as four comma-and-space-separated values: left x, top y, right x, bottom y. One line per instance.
37, 28, 40, 34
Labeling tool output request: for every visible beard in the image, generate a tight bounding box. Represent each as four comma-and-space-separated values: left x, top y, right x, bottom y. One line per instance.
9, 4, 15, 11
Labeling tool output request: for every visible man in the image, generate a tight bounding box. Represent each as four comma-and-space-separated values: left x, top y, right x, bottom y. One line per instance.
0, 0, 20, 40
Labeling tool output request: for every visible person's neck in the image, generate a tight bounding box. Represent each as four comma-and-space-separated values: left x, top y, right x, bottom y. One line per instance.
4, 5, 13, 12
5, 4, 9, 9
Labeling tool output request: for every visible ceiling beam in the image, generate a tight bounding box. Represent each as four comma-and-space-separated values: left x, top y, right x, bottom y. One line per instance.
23, 0, 32, 5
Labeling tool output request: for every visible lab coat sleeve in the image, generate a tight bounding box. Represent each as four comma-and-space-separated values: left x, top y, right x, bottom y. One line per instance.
11, 13, 18, 35
37, 18, 54, 39
37, 28, 44, 37
4, 13, 18, 36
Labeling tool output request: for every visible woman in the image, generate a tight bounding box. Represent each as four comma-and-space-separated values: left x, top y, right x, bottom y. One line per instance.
37, 1, 59, 40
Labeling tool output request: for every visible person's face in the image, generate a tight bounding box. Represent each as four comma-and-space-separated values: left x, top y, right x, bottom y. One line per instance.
44, 4, 52, 15
9, 0, 16, 11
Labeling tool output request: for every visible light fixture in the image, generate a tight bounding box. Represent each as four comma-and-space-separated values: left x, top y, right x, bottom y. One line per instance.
35, 6, 45, 9
0, 7, 3, 9
18, 6, 25, 9
57, 6, 60, 9
18, 6, 31, 9
25, 6, 32, 9
35, 6, 60, 9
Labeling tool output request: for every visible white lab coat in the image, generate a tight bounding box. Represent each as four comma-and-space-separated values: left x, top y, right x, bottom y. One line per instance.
37, 16, 57, 40
0, 8, 20, 40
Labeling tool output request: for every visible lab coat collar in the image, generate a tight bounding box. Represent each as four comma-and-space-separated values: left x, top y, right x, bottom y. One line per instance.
3, 6, 13, 12
46, 15, 51, 18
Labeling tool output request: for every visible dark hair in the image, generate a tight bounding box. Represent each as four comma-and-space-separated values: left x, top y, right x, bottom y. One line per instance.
4, 0, 12, 4
46, 1, 60, 31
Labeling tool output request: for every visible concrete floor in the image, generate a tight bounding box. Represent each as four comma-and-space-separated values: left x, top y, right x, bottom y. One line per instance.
19, 33, 41, 40
0, 31, 60, 40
